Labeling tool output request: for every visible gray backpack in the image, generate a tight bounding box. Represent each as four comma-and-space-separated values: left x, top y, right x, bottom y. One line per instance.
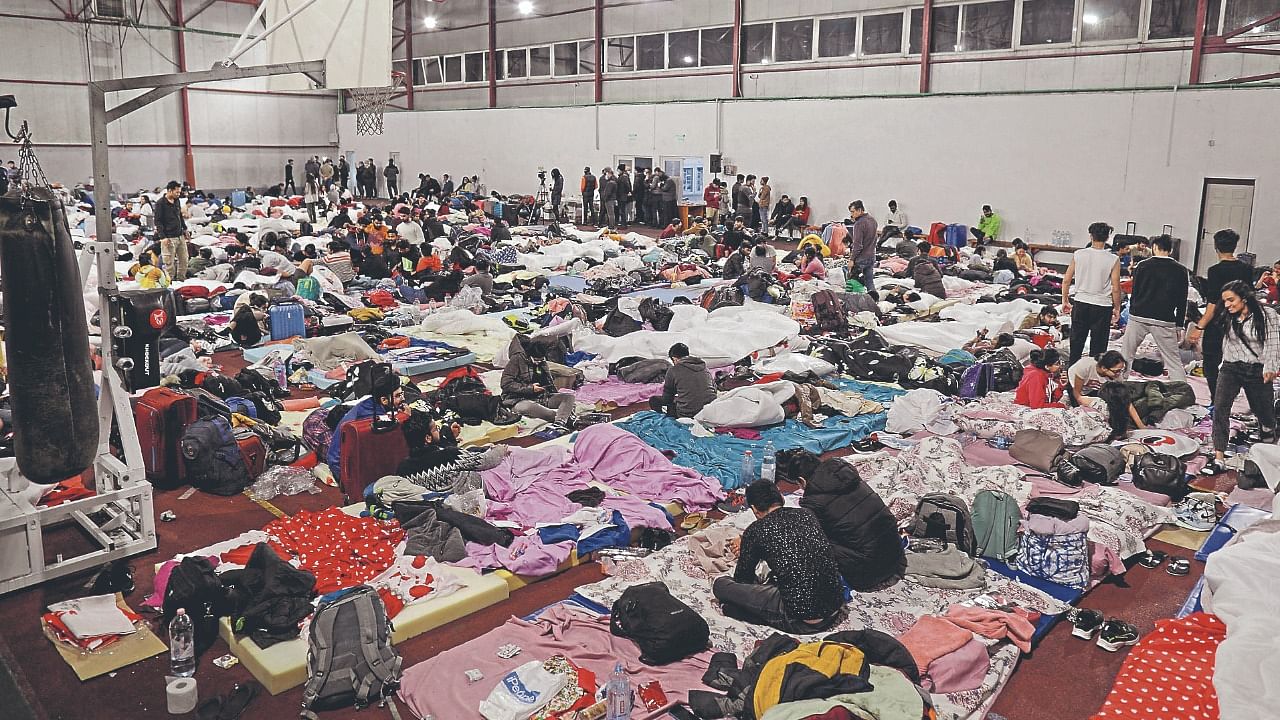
971, 490, 1022, 561
301, 585, 402, 719
910, 493, 977, 556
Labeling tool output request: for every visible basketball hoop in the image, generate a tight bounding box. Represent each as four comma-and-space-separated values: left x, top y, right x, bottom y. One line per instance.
351, 71, 405, 136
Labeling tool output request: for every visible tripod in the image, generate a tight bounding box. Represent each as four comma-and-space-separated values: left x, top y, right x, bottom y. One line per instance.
532, 177, 552, 225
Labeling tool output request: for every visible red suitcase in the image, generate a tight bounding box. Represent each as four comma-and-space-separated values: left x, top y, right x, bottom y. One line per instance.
237, 433, 268, 480
132, 387, 197, 489
338, 415, 408, 503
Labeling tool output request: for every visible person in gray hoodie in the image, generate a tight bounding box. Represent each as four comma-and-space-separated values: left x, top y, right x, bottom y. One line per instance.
649, 343, 717, 418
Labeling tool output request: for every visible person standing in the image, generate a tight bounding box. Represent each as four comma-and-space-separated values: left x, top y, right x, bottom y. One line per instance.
972, 204, 1002, 243
1188, 230, 1255, 400
739, 175, 757, 225
1202, 280, 1280, 476
304, 156, 320, 185
647, 170, 663, 227
549, 168, 564, 222
633, 168, 649, 225
845, 200, 878, 293
1061, 223, 1122, 365
155, 180, 189, 281
703, 177, 721, 226
731, 174, 745, 219
598, 168, 618, 228
319, 158, 335, 189
580, 167, 597, 226
283, 159, 297, 195
1122, 235, 1190, 380
365, 158, 379, 197
615, 164, 632, 229
661, 170, 678, 230
337, 156, 350, 194
757, 176, 772, 232
384, 159, 400, 199
353, 161, 366, 198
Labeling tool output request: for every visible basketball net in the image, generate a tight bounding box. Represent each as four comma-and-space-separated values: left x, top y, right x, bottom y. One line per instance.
351, 71, 405, 136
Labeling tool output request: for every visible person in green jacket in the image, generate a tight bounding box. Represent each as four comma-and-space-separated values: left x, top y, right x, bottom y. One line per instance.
971, 204, 1002, 244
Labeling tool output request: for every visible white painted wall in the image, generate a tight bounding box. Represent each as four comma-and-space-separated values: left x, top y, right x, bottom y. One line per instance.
341, 85, 1280, 271
0, 0, 336, 192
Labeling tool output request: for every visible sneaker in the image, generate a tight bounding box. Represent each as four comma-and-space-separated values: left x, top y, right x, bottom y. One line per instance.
1199, 459, 1227, 477
1097, 619, 1140, 652
1173, 493, 1217, 532
1070, 608, 1104, 639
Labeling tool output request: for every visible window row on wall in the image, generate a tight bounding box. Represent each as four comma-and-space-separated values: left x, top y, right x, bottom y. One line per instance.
410, 0, 1277, 85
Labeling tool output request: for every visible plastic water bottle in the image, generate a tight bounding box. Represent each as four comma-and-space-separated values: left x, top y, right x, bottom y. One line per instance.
760, 441, 776, 483
740, 450, 756, 487
169, 608, 196, 677
605, 662, 631, 720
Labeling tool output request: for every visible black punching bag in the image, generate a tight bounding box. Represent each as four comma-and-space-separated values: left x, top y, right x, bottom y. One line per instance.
0, 186, 99, 482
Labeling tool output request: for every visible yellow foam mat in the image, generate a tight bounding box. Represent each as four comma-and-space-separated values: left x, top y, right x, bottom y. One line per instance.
495, 550, 584, 592
219, 566, 509, 695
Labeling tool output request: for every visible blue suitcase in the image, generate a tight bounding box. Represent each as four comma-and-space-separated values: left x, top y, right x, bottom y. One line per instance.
268, 302, 306, 340
945, 224, 968, 248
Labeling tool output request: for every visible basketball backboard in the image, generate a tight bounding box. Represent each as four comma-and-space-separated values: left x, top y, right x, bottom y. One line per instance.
263, 0, 393, 91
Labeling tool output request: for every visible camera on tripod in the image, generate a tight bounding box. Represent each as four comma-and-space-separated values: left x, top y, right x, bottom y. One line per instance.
537, 169, 547, 184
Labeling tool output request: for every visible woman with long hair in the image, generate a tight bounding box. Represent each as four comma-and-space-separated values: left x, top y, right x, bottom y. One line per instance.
1203, 280, 1280, 475
549, 168, 564, 222
1014, 348, 1065, 408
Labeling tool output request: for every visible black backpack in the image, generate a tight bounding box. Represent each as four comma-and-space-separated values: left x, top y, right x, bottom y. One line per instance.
810, 289, 849, 334
846, 349, 912, 383
700, 285, 744, 312
610, 582, 709, 665
910, 493, 977, 556
181, 416, 252, 495
435, 373, 503, 424
638, 296, 674, 331
602, 308, 642, 337
162, 556, 228, 656
1132, 453, 1189, 498
1063, 445, 1126, 486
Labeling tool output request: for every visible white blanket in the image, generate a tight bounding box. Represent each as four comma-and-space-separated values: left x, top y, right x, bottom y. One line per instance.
1203, 519, 1280, 719
877, 298, 1042, 355
572, 303, 800, 367
694, 380, 795, 428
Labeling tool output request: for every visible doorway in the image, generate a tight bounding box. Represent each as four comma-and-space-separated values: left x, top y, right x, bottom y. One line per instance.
1195, 179, 1254, 273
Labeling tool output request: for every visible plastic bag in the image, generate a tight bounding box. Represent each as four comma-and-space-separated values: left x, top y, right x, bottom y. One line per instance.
479, 660, 567, 720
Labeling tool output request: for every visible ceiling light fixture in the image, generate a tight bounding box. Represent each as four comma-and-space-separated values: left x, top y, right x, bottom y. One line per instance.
683, 55, 694, 64
424, 16, 438, 29
1082, 13, 1098, 24
518, 1, 534, 15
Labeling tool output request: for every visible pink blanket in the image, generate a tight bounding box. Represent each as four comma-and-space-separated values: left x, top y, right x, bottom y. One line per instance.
572, 424, 721, 512
573, 377, 665, 407
398, 604, 713, 719
896, 615, 973, 674
944, 605, 1035, 653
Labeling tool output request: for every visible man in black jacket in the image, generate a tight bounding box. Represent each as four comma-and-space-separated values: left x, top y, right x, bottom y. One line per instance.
283, 159, 296, 195
1121, 234, 1189, 380
581, 167, 597, 226
155, 180, 188, 280
648, 343, 716, 417
598, 169, 617, 228
615, 164, 632, 229
500, 335, 577, 429
794, 456, 905, 591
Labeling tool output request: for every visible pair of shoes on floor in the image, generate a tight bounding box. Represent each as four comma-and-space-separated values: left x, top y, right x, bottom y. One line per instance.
1135, 550, 1192, 576
717, 490, 747, 514
1172, 493, 1219, 533
197, 682, 260, 720
1071, 610, 1140, 652
1199, 458, 1228, 477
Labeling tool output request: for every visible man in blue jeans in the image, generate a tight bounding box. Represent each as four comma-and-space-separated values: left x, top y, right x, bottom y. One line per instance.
845, 200, 878, 294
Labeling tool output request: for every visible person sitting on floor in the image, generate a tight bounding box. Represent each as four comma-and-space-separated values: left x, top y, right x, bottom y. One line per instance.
1015, 348, 1065, 408
1012, 240, 1036, 275
460, 259, 497, 307
187, 247, 214, 277
749, 242, 776, 274
992, 249, 1018, 276
792, 454, 906, 592
397, 409, 508, 494
908, 241, 947, 298
723, 242, 751, 281
1067, 350, 1127, 408
129, 251, 170, 289
798, 245, 826, 280
228, 292, 269, 347
500, 335, 577, 431
712, 480, 844, 633
1020, 305, 1060, 331
648, 343, 717, 418
326, 373, 406, 479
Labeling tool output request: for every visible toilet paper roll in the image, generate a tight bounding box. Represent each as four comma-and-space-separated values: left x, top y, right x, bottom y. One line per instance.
166, 676, 198, 714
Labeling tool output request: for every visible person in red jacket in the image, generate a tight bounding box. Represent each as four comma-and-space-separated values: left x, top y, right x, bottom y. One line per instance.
1015, 348, 1065, 408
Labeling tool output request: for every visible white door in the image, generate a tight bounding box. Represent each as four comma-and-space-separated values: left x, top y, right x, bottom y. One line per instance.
1197, 181, 1254, 272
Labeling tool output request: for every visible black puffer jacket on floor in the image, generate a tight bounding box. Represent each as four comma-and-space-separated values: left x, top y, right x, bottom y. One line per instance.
799, 459, 906, 591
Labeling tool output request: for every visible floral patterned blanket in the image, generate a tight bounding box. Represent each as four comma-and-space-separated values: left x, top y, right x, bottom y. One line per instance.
954, 394, 1111, 445
576, 507, 1070, 720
